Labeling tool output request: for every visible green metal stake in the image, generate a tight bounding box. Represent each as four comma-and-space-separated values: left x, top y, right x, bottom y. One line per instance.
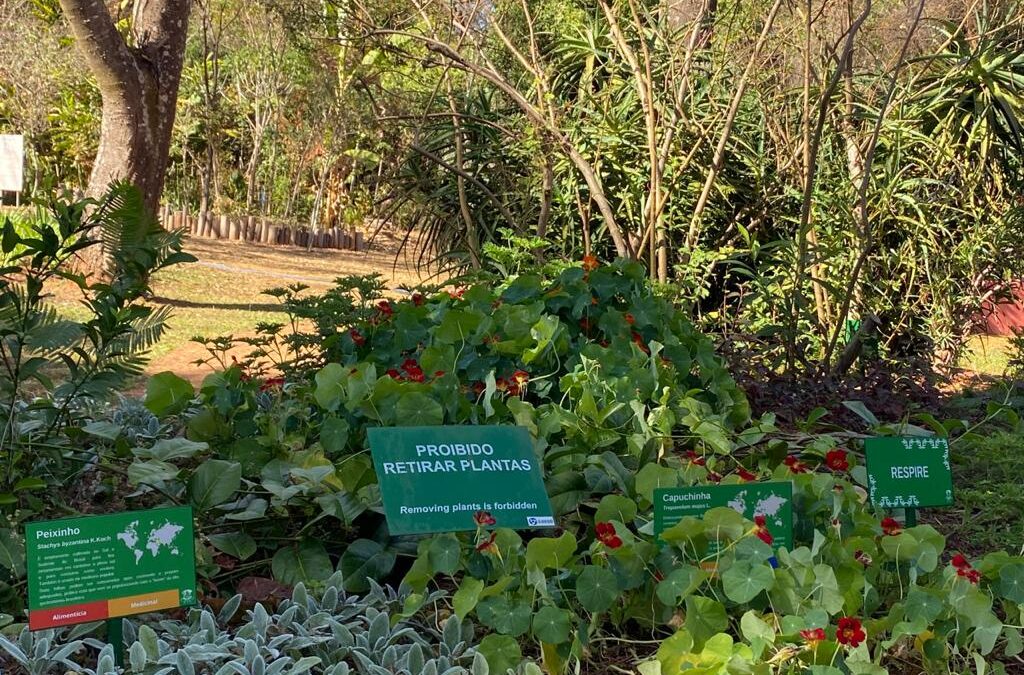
904, 507, 917, 528
107, 617, 124, 668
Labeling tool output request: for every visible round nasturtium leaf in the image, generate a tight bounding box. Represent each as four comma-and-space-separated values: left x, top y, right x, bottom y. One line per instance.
576, 565, 618, 614
532, 605, 572, 644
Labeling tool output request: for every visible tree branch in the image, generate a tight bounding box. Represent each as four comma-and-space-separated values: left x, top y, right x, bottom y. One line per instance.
58, 0, 138, 97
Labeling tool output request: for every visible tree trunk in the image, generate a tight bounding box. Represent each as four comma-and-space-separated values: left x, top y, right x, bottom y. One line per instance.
60, 0, 191, 215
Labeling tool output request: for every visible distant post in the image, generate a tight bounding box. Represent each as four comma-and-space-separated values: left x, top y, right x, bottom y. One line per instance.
0, 134, 24, 206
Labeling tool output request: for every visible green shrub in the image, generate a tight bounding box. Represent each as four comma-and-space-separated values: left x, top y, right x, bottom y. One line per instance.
0, 577, 516, 674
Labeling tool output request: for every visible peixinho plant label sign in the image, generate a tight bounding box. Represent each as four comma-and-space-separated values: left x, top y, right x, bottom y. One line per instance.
654, 481, 794, 552
25, 506, 197, 630
367, 425, 555, 535
864, 437, 954, 508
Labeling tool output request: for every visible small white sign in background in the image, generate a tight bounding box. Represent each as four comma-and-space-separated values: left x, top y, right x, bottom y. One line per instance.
0, 134, 24, 193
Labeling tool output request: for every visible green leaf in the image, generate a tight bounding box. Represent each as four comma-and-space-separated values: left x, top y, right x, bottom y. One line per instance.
525, 532, 576, 570
477, 634, 521, 674
394, 392, 444, 426
576, 565, 618, 613
127, 460, 180, 486
995, 562, 1024, 604
546, 471, 589, 514
319, 416, 350, 454
190, 460, 241, 510
272, 540, 333, 586
740, 611, 775, 659
12, 477, 45, 492
428, 534, 461, 575
453, 578, 484, 619
208, 532, 257, 561
477, 596, 532, 636
338, 539, 396, 592
905, 587, 945, 622
655, 565, 707, 605
595, 494, 638, 524
314, 363, 346, 411
684, 596, 728, 649
701, 507, 745, 541
144, 372, 195, 416
0, 529, 25, 577
841, 400, 879, 427
722, 561, 775, 603
134, 437, 207, 461
635, 463, 679, 503
532, 606, 572, 644
82, 421, 122, 441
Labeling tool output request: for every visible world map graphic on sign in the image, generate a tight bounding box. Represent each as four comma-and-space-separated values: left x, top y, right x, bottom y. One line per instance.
726, 490, 789, 528
116, 519, 185, 564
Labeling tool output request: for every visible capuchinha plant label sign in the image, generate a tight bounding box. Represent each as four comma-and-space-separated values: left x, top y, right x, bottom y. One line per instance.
654, 481, 794, 552
367, 425, 555, 535
25, 506, 197, 630
864, 437, 954, 508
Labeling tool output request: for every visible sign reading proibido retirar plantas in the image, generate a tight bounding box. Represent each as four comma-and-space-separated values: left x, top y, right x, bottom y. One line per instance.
367, 425, 554, 535
864, 436, 954, 509
654, 481, 794, 552
25, 506, 196, 630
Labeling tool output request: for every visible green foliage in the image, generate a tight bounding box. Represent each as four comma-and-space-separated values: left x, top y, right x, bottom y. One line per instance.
1, 578, 500, 674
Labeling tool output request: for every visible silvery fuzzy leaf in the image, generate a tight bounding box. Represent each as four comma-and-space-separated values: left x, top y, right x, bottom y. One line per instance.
367, 611, 389, 648
176, 649, 197, 675
471, 652, 489, 675
32, 636, 50, 659
219, 594, 244, 625
278, 605, 299, 627
129, 641, 148, 671
0, 634, 27, 664
215, 661, 252, 675
265, 656, 292, 675
321, 585, 339, 612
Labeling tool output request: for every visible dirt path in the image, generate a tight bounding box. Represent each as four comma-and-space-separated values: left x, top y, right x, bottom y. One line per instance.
136, 232, 440, 386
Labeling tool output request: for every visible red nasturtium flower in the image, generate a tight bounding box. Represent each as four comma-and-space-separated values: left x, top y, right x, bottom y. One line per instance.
449, 287, 466, 299
471, 381, 486, 396
800, 628, 826, 646
736, 467, 758, 482
400, 358, 425, 383
595, 522, 623, 549
631, 331, 650, 354
825, 449, 850, 472
495, 377, 509, 392
880, 517, 902, 536
952, 553, 981, 583
376, 300, 394, 317
259, 377, 285, 392
473, 510, 496, 527
349, 328, 366, 347
707, 471, 723, 483
476, 532, 498, 554
386, 368, 403, 381
582, 254, 599, 272
836, 617, 866, 648
685, 450, 707, 467
579, 317, 592, 333
783, 455, 808, 474
412, 292, 425, 306
753, 515, 774, 545
625, 313, 636, 325
854, 549, 873, 567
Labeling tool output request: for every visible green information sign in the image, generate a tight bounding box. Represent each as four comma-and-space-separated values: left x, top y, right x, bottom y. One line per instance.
367, 425, 554, 535
25, 506, 197, 630
864, 437, 954, 509
654, 481, 794, 552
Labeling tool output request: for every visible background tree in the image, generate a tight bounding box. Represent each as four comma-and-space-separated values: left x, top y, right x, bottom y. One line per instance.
57, 0, 192, 214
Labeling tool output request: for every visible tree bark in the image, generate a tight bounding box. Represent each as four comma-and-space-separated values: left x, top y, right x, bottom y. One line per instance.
59, 0, 192, 216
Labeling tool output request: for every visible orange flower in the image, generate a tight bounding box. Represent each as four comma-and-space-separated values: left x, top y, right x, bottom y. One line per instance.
582, 254, 599, 271
625, 313, 636, 325
631, 331, 650, 354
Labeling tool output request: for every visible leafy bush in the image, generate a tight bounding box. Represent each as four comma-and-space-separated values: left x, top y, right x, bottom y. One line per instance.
401, 438, 1024, 674
0, 576, 523, 674
123, 259, 759, 588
